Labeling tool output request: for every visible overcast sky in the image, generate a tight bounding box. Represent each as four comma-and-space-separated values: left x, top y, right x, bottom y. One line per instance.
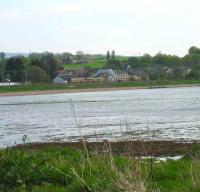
0, 0, 200, 56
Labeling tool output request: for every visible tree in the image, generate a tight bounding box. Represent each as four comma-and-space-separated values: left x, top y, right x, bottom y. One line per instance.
152, 53, 181, 67
76, 50, 84, 60
140, 54, 152, 63
29, 52, 59, 79
40, 53, 58, 79
106, 51, 110, 64
111, 59, 121, 69
189, 46, 200, 55
111, 50, 115, 61
128, 57, 140, 68
0, 52, 5, 61
183, 54, 200, 67
29, 53, 42, 68
5, 56, 27, 81
171, 66, 185, 79
185, 67, 200, 80
61, 52, 73, 64
27, 66, 50, 83
0, 52, 5, 76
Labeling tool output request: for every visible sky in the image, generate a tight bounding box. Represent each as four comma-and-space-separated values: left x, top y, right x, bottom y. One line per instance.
0, 0, 200, 56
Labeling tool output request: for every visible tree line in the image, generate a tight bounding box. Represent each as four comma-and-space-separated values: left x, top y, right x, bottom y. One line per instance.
0, 52, 67, 83
0, 51, 93, 83
106, 46, 200, 80
1, 46, 200, 83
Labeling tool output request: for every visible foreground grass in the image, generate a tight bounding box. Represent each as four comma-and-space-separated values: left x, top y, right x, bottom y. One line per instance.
1, 79, 200, 94
1, 145, 200, 192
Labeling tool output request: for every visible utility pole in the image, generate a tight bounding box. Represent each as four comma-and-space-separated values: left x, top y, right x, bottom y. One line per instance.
147, 73, 150, 83
8, 74, 10, 86
25, 71, 28, 85
1, 72, 4, 85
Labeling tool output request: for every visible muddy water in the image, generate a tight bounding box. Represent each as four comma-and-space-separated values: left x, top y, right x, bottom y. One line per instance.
0, 87, 200, 147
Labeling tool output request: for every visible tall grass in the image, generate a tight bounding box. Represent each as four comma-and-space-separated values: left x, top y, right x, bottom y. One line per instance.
1, 144, 200, 191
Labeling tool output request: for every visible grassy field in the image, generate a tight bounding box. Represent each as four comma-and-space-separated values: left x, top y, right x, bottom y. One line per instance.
63, 58, 106, 70
62, 56, 129, 70
1, 144, 200, 191
63, 62, 105, 69
1, 79, 200, 94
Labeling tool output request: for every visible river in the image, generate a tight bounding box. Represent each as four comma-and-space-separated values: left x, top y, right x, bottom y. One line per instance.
0, 86, 200, 147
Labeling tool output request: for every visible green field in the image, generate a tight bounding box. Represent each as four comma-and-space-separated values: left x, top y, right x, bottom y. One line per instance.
63, 62, 105, 69
63, 57, 106, 70
1, 144, 200, 191
62, 56, 129, 70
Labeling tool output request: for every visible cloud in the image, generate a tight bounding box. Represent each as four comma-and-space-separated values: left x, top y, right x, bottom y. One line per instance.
49, 4, 81, 13
1, 0, 200, 55
0, 9, 22, 21
0, 1, 81, 23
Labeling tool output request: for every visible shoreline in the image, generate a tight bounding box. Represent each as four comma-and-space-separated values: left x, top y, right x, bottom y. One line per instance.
0, 83, 200, 97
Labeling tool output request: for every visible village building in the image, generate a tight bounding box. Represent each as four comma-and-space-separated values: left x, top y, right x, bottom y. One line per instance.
113, 70, 130, 82
92, 69, 130, 82
54, 68, 147, 84
92, 69, 118, 82
53, 74, 71, 84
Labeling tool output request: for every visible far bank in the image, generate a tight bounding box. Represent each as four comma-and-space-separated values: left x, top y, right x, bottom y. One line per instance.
0, 79, 200, 97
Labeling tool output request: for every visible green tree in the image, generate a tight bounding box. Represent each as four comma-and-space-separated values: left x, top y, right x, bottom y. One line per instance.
140, 54, 152, 65
128, 57, 140, 68
27, 66, 50, 83
111, 50, 115, 61
0, 52, 5, 80
5, 56, 27, 81
76, 50, 84, 60
152, 53, 181, 67
183, 54, 200, 67
106, 51, 110, 64
0, 52, 5, 61
185, 67, 200, 80
29, 53, 42, 68
112, 59, 121, 69
29, 52, 59, 79
61, 52, 73, 64
5, 56, 26, 71
188, 46, 200, 55
40, 53, 58, 79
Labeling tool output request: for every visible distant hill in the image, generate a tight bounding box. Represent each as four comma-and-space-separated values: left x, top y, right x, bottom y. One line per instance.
5, 53, 29, 58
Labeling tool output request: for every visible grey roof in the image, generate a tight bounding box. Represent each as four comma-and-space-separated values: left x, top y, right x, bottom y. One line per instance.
92, 69, 118, 78
55, 74, 71, 81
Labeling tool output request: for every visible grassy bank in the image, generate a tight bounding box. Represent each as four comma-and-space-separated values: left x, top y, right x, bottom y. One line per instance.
1, 79, 200, 94
1, 144, 200, 192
